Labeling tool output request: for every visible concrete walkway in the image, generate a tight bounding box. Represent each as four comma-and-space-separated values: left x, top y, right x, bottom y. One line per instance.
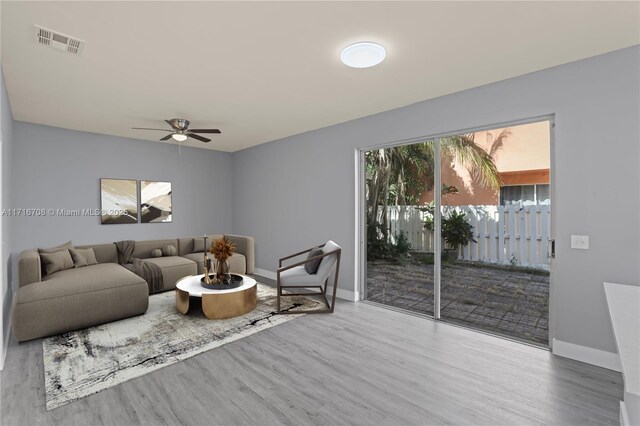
366, 258, 550, 345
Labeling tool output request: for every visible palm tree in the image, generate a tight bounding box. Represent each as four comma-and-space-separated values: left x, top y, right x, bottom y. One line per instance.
366, 131, 507, 253
440, 132, 504, 189
366, 143, 434, 243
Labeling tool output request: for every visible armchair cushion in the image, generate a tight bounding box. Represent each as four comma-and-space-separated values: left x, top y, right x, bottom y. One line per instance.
315, 240, 340, 279
279, 240, 341, 288
304, 247, 323, 274
323, 240, 340, 254
279, 266, 328, 287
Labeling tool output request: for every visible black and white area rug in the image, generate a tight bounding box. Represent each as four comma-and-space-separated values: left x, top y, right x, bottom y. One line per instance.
42, 283, 321, 410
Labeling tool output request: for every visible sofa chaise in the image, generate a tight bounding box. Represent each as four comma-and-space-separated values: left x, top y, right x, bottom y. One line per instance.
13, 234, 254, 342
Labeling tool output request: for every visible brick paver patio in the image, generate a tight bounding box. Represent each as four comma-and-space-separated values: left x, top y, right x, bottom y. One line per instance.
366, 257, 550, 345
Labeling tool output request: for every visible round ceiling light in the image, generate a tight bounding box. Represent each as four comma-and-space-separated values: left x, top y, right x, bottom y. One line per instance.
172, 133, 188, 142
340, 42, 386, 68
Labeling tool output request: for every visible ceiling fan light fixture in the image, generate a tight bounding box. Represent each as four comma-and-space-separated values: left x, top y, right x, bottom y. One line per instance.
132, 118, 219, 144
340, 42, 386, 68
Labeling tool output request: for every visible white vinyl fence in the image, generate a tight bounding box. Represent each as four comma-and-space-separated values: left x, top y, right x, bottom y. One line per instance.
386, 205, 551, 269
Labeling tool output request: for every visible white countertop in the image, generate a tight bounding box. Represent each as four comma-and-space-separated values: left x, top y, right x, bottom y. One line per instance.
604, 282, 640, 396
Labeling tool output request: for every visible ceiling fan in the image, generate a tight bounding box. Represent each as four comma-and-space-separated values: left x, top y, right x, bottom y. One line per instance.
132, 118, 221, 143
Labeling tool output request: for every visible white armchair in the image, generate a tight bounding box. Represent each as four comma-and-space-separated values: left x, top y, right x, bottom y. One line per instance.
276, 240, 342, 314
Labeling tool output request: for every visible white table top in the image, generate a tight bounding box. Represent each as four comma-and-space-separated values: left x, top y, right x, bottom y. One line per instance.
603, 282, 640, 396
176, 274, 256, 297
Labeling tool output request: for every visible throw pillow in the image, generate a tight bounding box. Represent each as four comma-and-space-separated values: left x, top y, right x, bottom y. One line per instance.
304, 247, 324, 274
40, 250, 74, 276
162, 245, 177, 257
193, 237, 205, 253
38, 240, 74, 254
38, 241, 75, 276
151, 248, 163, 258
69, 248, 98, 268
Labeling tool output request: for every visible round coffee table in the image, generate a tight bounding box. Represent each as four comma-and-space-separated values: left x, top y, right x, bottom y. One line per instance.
175, 274, 257, 319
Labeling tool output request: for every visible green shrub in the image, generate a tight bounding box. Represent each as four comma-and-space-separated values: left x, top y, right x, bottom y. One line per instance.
367, 229, 411, 261
442, 211, 476, 250
391, 230, 411, 257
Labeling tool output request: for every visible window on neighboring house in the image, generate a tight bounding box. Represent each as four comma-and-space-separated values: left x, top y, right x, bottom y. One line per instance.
500, 184, 550, 206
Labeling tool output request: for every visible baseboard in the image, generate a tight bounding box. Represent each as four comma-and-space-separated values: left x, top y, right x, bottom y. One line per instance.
552, 338, 621, 372
1, 314, 10, 371
620, 401, 629, 426
622, 392, 640, 426
253, 268, 276, 281
253, 268, 359, 302
325, 285, 359, 302
1, 289, 13, 372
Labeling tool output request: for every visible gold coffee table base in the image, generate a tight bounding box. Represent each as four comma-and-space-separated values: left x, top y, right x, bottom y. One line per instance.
176, 289, 190, 315
175, 275, 257, 319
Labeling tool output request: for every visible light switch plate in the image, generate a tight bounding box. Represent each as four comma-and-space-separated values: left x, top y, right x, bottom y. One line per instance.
571, 235, 589, 250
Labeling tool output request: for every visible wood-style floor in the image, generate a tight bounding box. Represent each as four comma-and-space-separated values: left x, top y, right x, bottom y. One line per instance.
1, 291, 622, 426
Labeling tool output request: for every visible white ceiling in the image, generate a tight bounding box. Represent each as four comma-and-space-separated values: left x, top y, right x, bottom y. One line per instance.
1, 1, 639, 152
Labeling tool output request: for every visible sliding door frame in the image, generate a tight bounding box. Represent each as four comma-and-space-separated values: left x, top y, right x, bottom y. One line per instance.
356, 114, 556, 343
433, 138, 442, 319
355, 149, 367, 301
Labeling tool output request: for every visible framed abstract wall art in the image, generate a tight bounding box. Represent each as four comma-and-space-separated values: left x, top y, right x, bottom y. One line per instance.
140, 180, 172, 223
100, 178, 138, 224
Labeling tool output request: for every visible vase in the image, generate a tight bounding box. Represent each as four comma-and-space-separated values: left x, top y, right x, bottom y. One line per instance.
203, 254, 212, 284
215, 259, 230, 283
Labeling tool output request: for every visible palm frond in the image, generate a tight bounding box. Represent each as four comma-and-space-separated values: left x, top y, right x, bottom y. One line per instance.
442, 134, 502, 189
488, 129, 511, 158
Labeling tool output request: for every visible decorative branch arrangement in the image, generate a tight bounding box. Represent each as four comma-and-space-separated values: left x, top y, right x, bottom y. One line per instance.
210, 237, 236, 262
210, 237, 236, 282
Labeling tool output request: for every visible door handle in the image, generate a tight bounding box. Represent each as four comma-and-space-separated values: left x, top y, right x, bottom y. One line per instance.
550, 239, 556, 258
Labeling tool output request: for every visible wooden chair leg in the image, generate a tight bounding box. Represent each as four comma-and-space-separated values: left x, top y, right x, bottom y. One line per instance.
329, 253, 341, 313
324, 278, 331, 309
276, 286, 331, 314
276, 273, 281, 313
277, 291, 282, 313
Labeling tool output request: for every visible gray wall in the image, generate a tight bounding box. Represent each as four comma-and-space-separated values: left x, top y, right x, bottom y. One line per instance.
232, 46, 640, 354
9, 122, 234, 286
1, 66, 15, 358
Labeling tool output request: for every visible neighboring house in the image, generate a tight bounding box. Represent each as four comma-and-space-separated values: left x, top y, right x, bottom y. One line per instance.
420, 120, 550, 206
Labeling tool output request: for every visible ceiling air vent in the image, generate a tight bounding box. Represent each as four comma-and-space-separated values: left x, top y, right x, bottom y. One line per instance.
34, 25, 84, 55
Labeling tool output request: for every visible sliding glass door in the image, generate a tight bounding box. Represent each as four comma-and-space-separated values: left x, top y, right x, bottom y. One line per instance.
364, 140, 436, 317
363, 120, 552, 346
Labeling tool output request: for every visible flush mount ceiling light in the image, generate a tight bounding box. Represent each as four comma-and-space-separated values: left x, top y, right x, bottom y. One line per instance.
340, 42, 386, 68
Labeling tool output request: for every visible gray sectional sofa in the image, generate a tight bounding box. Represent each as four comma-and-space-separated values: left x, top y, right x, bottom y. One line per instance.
13, 234, 254, 342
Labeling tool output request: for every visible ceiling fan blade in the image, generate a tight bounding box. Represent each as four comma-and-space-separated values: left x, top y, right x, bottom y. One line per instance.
165, 119, 180, 130
132, 127, 172, 132
187, 132, 211, 143
189, 129, 221, 134
160, 134, 173, 141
